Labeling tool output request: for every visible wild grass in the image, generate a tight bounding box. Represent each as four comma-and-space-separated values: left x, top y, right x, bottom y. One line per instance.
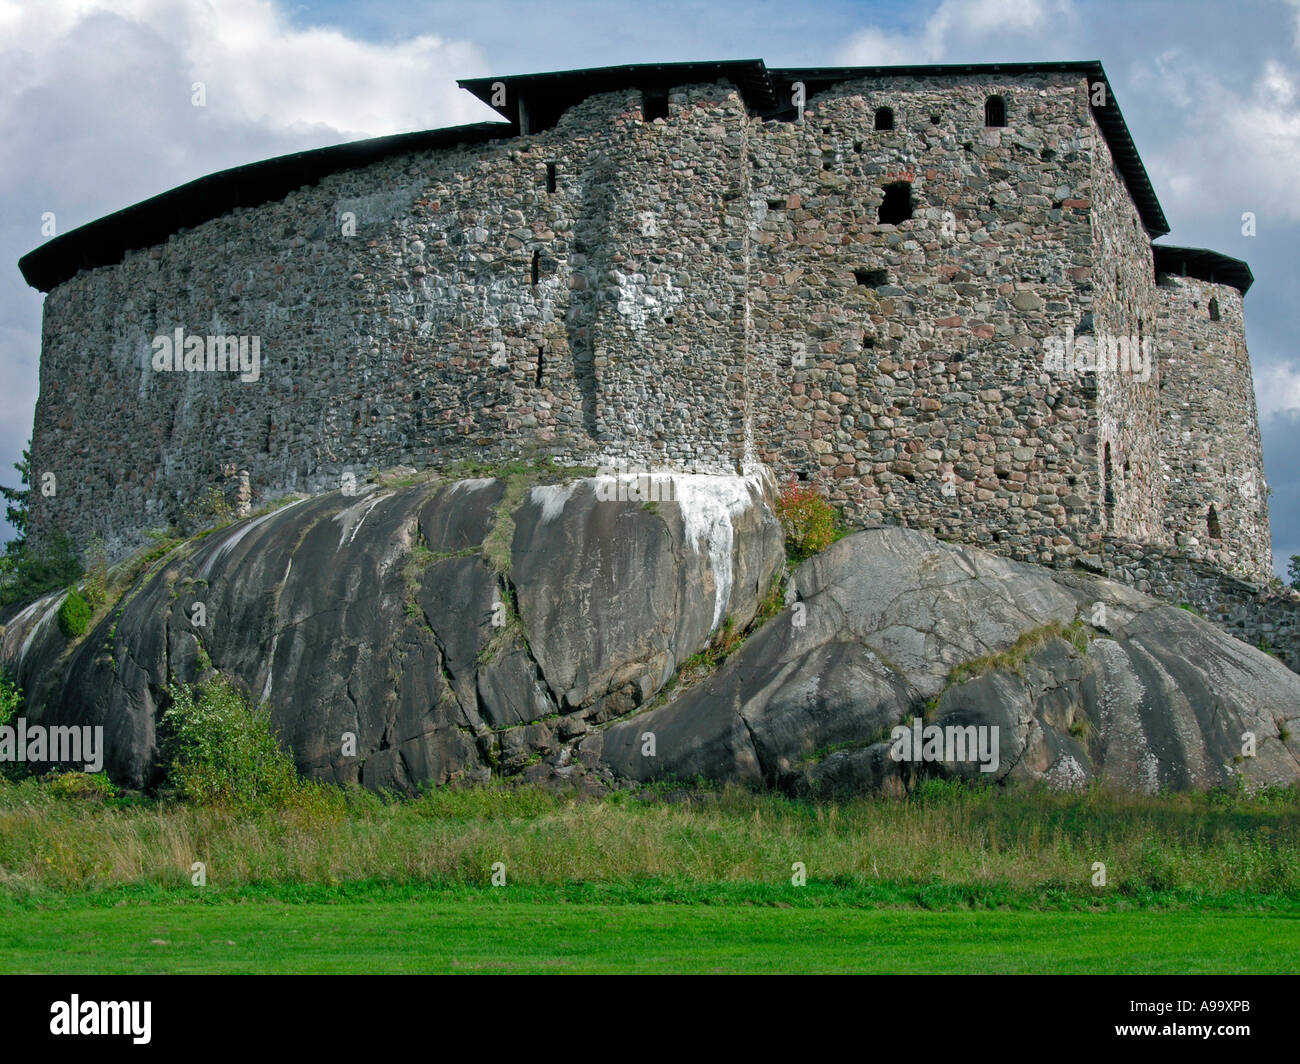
1, 777, 1297, 906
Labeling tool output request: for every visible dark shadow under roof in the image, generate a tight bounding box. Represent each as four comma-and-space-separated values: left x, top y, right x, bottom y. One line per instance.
1153, 244, 1253, 294
460, 58, 778, 122
22, 58, 1194, 292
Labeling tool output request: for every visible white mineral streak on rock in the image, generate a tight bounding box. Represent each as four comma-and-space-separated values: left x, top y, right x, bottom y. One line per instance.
197, 499, 308, 580
260, 555, 295, 705
671, 472, 766, 632
333, 491, 392, 551
451, 478, 495, 494
18, 591, 66, 667
531, 483, 578, 524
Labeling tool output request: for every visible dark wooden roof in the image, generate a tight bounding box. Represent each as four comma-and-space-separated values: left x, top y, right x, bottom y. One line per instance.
20, 59, 1206, 292
1153, 244, 1254, 294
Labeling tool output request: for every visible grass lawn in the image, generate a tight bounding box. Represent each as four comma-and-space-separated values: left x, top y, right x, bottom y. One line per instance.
4, 775, 1300, 974
3, 893, 1297, 973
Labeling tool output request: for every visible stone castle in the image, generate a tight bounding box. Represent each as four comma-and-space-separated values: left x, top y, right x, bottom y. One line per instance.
18, 59, 1284, 652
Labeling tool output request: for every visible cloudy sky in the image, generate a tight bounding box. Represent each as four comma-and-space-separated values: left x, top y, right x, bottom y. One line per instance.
3, 0, 1298, 574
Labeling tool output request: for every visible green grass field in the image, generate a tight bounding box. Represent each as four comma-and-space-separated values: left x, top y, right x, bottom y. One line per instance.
3, 777, 1299, 973
5, 887, 1299, 973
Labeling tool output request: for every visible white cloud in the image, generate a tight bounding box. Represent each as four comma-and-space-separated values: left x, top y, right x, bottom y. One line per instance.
0, 0, 496, 537
835, 0, 1077, 65
1257, 361, 1300, 421
1134, 57, 1300, 225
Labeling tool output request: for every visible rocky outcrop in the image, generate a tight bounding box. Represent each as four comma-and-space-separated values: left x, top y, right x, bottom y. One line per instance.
2, 473, 1297, 796
0, 472, 783, 791
591, 528, 1300, 795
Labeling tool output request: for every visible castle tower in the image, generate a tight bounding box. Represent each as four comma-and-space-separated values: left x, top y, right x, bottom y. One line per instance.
1154, 246, 1270, 579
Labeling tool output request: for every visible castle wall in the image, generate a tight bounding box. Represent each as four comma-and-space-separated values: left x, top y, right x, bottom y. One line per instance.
1088, 126, 1165, 546
1156, 275, 1271, 577
747, 72, 1104, 565
29, 84, 755, 559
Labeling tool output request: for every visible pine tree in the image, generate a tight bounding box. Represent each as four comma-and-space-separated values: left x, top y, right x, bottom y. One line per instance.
0, 441, 30, 542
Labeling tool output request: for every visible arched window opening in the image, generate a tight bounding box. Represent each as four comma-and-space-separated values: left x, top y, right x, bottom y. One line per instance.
874, 107, 894, 131
1208, 298, 1221, 322
1207, 504, 1222, 539
985, 95, 1007, 128
878, 181, 912, 225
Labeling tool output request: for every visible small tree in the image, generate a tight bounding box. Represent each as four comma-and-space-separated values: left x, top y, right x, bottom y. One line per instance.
1289, 554, 1300, 591
0, 443, 30, 541
57, 587, 91, 639
775, 477, 839, 561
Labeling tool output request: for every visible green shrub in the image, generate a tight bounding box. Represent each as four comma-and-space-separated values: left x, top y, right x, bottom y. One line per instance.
43, 770, 116, 801
774, 477, 839, 562
181, 485, 234, 535
161, 677, 337, 815
0, 670, 23, 781
0, 531, 83, 608
0, 669, 19, 728
82, 540, 108, 610
56, 587, 91, 639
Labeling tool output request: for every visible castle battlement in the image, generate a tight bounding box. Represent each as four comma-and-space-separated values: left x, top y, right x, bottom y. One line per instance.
18, 59, 1270, 583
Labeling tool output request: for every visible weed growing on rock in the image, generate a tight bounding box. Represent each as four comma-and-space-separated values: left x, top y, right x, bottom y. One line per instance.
775, 478, 840, 562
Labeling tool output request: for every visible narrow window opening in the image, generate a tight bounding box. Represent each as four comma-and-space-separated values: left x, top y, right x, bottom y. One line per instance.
854, 268, 888, 287
930, 114, 941, 125
985, 95, 1007, 127
878, 181, 912, 225
530, 249, 539, 286
642, 89, 669, 122
874, 107, 894, 131
853, 141, 863, 153
545, 162, 557, 194
1102, 442, 1115, 528
536, 346, 545, 386
664, 315, 674, 325
1207, 505, 1222, 539
1208, 298, 1221, 322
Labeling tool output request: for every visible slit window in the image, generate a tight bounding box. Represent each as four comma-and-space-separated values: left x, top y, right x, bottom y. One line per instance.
1102, 443, 1115, 528
984, 95, 1007, 128
642, 89, 669, 122
530, 250, 539, 286
874, 106, 894, 131
545, 162, 557, 194
1207, 504, 1222, 539
878, 181, 912, 225
536, 346, 545, 386
1209, 298, 1220, 321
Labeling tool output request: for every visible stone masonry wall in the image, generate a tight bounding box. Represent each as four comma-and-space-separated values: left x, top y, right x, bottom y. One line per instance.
1156, 274, 1271, 578
1089, 127, 1164, 546
1100, 535, 1299, 673
747, 72, 1103, 566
